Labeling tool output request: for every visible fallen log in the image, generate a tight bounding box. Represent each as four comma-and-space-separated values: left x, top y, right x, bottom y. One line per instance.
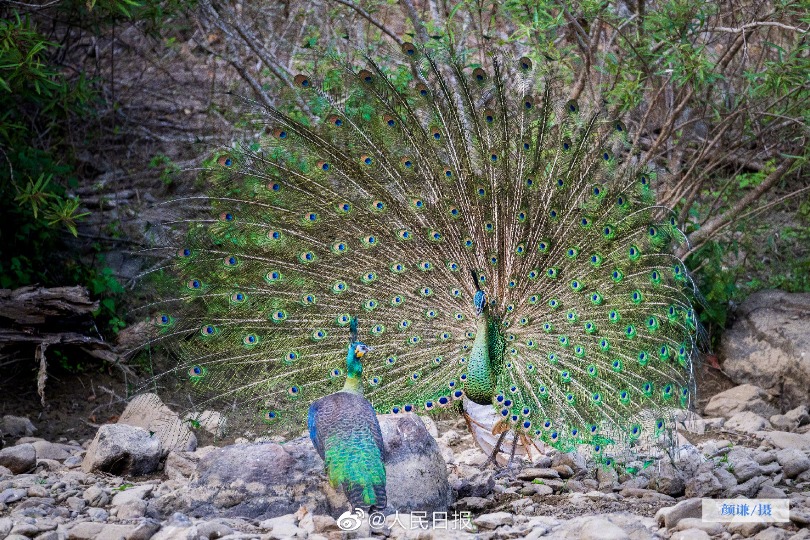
0, 286, 117, 405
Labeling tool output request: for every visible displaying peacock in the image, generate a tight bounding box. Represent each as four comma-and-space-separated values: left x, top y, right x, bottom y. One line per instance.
308, 317, 386, 509
139, 43, 700, 470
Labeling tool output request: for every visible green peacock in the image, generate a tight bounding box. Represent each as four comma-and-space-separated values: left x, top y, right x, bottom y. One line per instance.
139, 43, 700, 473
308, 317, 386, 509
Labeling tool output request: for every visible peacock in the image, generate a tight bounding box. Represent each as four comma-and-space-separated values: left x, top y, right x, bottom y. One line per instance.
308, 317, 386, 509
139, 43, 700, 471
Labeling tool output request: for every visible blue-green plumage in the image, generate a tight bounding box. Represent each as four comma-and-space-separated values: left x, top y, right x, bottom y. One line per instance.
308, 320, 386, 509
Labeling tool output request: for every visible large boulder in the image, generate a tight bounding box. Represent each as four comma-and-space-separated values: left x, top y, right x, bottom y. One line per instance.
149, 413, 450, 520
720, 290, 810, 411
703, 384, 777, 419
82, 423, 162, 476
119, 393, 197, 454
377, 413, 452, 514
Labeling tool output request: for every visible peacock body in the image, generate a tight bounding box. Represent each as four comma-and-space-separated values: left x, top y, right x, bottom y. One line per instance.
141, 44, 700, 468
307, 318, 386, 509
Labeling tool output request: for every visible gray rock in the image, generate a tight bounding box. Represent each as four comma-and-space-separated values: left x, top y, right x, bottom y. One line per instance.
728, 449, 766, 482
760, 430, 810, 451
81, 424, 161, 476
377, 413, 451, 514
757, 484, 787, 498
0, 487, 27, 504
473, 511, 512, 530
685, 472, 722, 498
704, 384, 778, 418
712, 466, 738, 493
656, 498, 702, 529
87, 507, 109, 521
194, 520, 233, 539
517, 467, 560, 480
83, 485, 110, 507
66, 522, 105, 539
111, 484, 153, 506
1, 416, 37, 439
128, 519, 161, 540
649, 465, 686, 497
454, 496, 491, 511
671, 530, 710, 540
119, 393, 197, 454
31, 441, 75, 461
726, 411, 773, 433
117, 499, 147, 519
720, 290, 810, 410
0, 517, 11, 537
729, 475, 767, 497
452, 469, 494, 498
754, 527, 792, 540
672, 518, 724, 536
578, 517, 629, 540
0, 443, 36, 473
776, 448, 810, 478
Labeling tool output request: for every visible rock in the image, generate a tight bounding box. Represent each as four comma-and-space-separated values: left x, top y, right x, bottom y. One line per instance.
454, 496, 490, 511
754, 528, 792, 540
649, 464, 686, 497
195, 520, 233, 539
83, 485, 110, 507
671, 530, 710, 540
517, 467, 560, 480
728, 521, 768, 537
452, 469, 494, 498
473, 511, 512, 530
81, 424, 161, 476
119, 393, 197, 454
757, 484, 788, 498
760, 430, 810, 451
0, 443, 36, 474
713, 466, 738, 493
730, 475, 767, 498
66, 522, 104, 539
31, 441, 75, 461
377, 414, 451, 513
1, 416, 37, 439
726, 411, 773, 433
685, 472, 722, 498
578, 517, 629, 540
704, 384, 778, 418
87, 507, 109, 521
111, 484, 153, 506
656, 498, 702, 529
720, 290, 810, 410
776, 449, 810, 478
672, 518, 724, 536
0, 517, 11, 537
728, 448, 766, 482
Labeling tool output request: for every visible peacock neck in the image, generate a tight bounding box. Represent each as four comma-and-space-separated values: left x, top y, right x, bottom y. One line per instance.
342, 345, 364, 396
465, 315, 499, 405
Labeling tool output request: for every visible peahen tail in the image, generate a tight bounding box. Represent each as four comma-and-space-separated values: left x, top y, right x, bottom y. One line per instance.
136, 43, 700, 465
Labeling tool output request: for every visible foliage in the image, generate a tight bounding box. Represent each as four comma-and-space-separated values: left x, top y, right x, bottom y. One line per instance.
0, 0, 197, 349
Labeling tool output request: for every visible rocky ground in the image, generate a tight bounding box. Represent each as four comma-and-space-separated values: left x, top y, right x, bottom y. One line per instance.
0, 290, 808, 539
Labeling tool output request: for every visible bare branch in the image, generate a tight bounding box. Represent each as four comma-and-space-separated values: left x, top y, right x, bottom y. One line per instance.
327, 0, 404, 46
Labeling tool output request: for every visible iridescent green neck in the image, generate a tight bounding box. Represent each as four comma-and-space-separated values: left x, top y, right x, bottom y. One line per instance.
465, 315, 500, 405
342, 344, 363, 395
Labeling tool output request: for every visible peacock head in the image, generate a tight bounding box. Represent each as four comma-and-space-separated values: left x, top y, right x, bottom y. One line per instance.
352, 342, 371, 359
346, 317, 371, 378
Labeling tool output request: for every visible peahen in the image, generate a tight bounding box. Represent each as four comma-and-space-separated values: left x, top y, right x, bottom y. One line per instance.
308, 317, 386, 509
139, 43, 700, 470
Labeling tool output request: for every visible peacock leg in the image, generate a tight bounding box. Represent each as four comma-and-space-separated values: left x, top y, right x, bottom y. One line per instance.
479, 429, 509, 470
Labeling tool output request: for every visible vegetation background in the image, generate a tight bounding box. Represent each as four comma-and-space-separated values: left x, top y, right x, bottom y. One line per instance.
0, 0, 807, 380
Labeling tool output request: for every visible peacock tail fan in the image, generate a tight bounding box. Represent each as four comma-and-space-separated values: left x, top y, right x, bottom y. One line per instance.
134, 43, 701, 465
